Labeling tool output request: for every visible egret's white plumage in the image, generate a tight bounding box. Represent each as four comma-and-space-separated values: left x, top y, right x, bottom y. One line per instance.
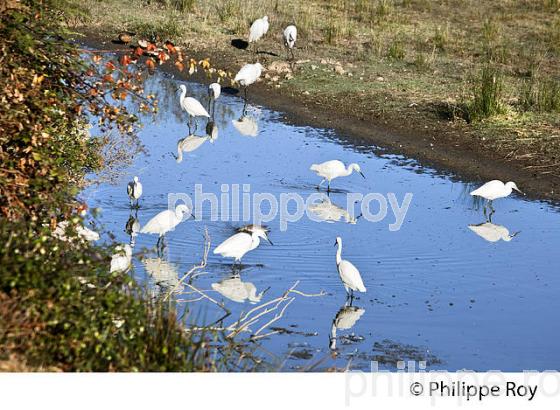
468, 222, 519, 243
127, 176, 142, 206
310, 160, 365, 191
470, 180, 523, 201
234, 63, 264, 87
208, 82, 221, 100
143, 257, 181, 293
53, 220, 100, 242
214, 225, 272, 262
206, 120, 219, 142
175, 135, 208, 163
110, 244, 132, 273
308, 197, 356, 224
140, 204, 191, 238
212, 277, 264, 304
283, 25, 297, 60
335, 237, 366, 296
248, 16, 269, 44
179, 84, 210, 130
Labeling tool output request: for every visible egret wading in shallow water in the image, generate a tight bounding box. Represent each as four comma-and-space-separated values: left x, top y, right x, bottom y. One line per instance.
110, 244, 132, 273
213, 224, 273, 264
335, 237, 366, 298
208, 82, 221, 114
310, 160, 365, 192
470, 180, 524, 217
127, 176, 142, 207
178, 84, 210, 131
283, 25, 297, 61
234, 63, 264, 101
140, 204, 192, 251
248, 16, 269, 54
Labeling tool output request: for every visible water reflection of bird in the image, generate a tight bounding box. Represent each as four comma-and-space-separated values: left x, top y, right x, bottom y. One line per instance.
335, 237, 366, 298
205, 120, 219, 142
310, 160, 365, 192
329, 302, 365, 350
470, 180, 524, 217
140, 204, 192, 251
234, 63, 264, 100
143, 257, 181, 294
208, 82, 221, 115
468, 222, 520, 243
232, 116, 258, 137
125, 213, 140, 248
211, 276, 264, 304
179, 84, 210, 131
214, 225, 273, 263
283, 25, 297, 61
248, 16, 269, 53
110, 244, 132, 273
174, 135, 209, 163
127, 176, 142, 208
308, 196, 357, 224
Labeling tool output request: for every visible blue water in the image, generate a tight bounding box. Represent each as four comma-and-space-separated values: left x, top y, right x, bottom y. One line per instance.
82, 70, 560, 371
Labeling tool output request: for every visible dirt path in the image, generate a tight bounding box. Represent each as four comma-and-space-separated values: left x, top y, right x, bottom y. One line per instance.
80, 33, 560, 203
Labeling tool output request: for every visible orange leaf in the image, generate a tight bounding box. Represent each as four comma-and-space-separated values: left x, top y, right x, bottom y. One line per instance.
146, 58, 156, 70
134, 47, 144, 57
165, 41, 176, 54
175, 61, 184, 71
92, 55, 102, 64
146, 43, 157, 51
119, 54, 131, 66
105, 61, 116, 71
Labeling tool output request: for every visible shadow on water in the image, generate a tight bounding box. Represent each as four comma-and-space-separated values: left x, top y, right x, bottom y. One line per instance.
82, 67, 560, 371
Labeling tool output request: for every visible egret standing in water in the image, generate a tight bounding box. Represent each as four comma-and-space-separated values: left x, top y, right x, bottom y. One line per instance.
283, 25, 297, 61
335, 237, 366, 298
127, 176, 142, 208
110, 244, 132, 273
214, 224, 273, 264
470, 180, 524, 216
310, 160, 365, 192
140, 204, 192, 250
234, 63, 264, 101
208, 82, 221, 115
248, 16, 269, 54
178, 84, 210, 131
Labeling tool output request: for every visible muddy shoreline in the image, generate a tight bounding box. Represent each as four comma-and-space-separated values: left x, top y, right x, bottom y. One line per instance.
79, 32, 560, 203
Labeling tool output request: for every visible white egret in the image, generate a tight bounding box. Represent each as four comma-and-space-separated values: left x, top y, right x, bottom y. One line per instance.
468, 222, 520, 243
140, 204, 192, 249
127, 176, 142, 207
212, 277, 264, 304
234, 63, 264, 100
248, 16, 269, 53
110, 244, 132, 273
308, 196, 357, 224
232, 115, 258, 137
53, 220, 100, 242
470, 180, 524, 216
174, 135, 208, 163
208, 82, 221, 114
179, 84, 210, 130
214, 225, 273, 263
335, 237, 366, 298
283, 25, 297, 60
329, 303, 365, 350
310, 160, 365, 192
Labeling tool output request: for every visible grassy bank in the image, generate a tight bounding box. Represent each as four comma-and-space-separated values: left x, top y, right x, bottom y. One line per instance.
0, 0, 251, 371
66, 0, 560, 183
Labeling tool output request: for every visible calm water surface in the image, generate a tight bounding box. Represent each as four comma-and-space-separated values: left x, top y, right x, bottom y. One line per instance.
82, 70, 560, 371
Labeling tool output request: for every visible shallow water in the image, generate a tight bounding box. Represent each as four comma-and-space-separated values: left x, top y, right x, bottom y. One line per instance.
82, 70, 560, 371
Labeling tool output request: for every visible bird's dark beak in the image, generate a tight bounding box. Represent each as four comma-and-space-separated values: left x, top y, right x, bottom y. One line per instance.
266, 236, 273, 245
333, 240, 337, 247
359, 171, 366, 179
511, 231, 521, 238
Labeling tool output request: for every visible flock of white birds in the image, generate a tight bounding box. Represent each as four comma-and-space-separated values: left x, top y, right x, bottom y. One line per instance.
92, 16, 525, 299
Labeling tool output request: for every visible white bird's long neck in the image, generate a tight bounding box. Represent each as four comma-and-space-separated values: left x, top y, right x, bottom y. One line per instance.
336, 242, 342, 265
344, 165, 355, 176
179, 87, 186, 104
251, 233, 261, 250
176, 144, 183, 163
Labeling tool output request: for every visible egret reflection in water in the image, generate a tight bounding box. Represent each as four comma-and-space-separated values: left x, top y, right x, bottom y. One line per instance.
468, 221, 520, 243
174, 134, 209, 163
308, 195, 358, 224
211, 276, 265, 304
143, 256, 181, 297
329, 302, 366, 350
125, 212, 140, 248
